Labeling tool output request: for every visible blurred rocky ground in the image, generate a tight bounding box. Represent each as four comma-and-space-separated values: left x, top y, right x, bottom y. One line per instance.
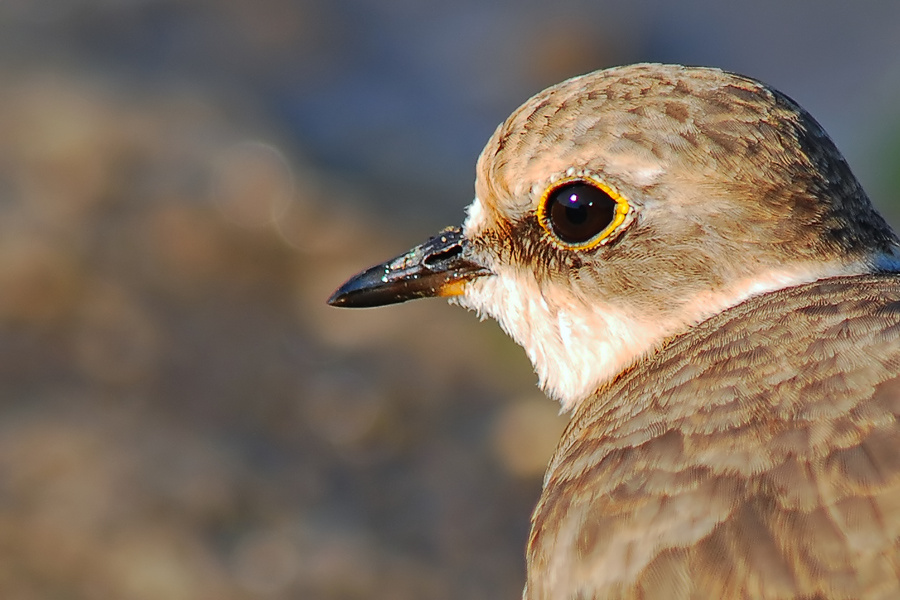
0, 66, 569, 599
0, 1, 898, 599
0, 63, 559, 599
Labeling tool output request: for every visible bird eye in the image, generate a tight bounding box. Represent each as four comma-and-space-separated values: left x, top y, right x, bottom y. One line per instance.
538, 178, 629, 249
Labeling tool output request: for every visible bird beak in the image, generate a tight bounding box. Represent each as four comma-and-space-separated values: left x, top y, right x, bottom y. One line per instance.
327, 226, 491, 308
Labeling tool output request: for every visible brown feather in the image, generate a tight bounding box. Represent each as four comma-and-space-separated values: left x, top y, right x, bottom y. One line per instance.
527, 276, 900, 599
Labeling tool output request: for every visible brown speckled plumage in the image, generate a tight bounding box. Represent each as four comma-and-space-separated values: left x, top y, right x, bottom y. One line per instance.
528, 275, 900, 599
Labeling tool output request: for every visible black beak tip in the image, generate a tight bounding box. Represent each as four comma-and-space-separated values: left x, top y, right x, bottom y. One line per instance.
326, 289, 346, 307
326, 262, 414, 309
326, 270, 377, 308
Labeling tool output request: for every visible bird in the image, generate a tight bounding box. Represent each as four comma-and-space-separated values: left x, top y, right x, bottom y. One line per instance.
328, 63, 900, 599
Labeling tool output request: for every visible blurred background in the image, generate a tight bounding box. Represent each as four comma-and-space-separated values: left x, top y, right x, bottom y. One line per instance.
0, 1, 899, 598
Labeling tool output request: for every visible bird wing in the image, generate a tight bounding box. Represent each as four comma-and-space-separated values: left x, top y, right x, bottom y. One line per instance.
526, 274, 900, 600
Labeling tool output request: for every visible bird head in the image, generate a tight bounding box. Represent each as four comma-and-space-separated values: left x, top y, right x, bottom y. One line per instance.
329, 64, 899, 411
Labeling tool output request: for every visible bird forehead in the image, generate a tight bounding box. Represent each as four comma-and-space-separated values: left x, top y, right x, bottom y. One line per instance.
473, 64, 789, 219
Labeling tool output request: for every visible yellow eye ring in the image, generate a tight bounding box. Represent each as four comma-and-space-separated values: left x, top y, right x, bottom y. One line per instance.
537, 176, 630, 250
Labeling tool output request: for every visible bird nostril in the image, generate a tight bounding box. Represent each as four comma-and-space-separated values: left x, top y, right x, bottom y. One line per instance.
423, 243, 463, 268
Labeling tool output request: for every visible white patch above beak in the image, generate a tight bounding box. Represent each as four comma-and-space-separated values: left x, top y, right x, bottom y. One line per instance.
463, 197, 489, 238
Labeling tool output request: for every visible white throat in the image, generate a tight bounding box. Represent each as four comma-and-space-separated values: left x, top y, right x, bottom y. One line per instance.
454, 270, 655, 411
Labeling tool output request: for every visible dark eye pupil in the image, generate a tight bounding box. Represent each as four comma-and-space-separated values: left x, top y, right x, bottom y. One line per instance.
547, 182, 617, 244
